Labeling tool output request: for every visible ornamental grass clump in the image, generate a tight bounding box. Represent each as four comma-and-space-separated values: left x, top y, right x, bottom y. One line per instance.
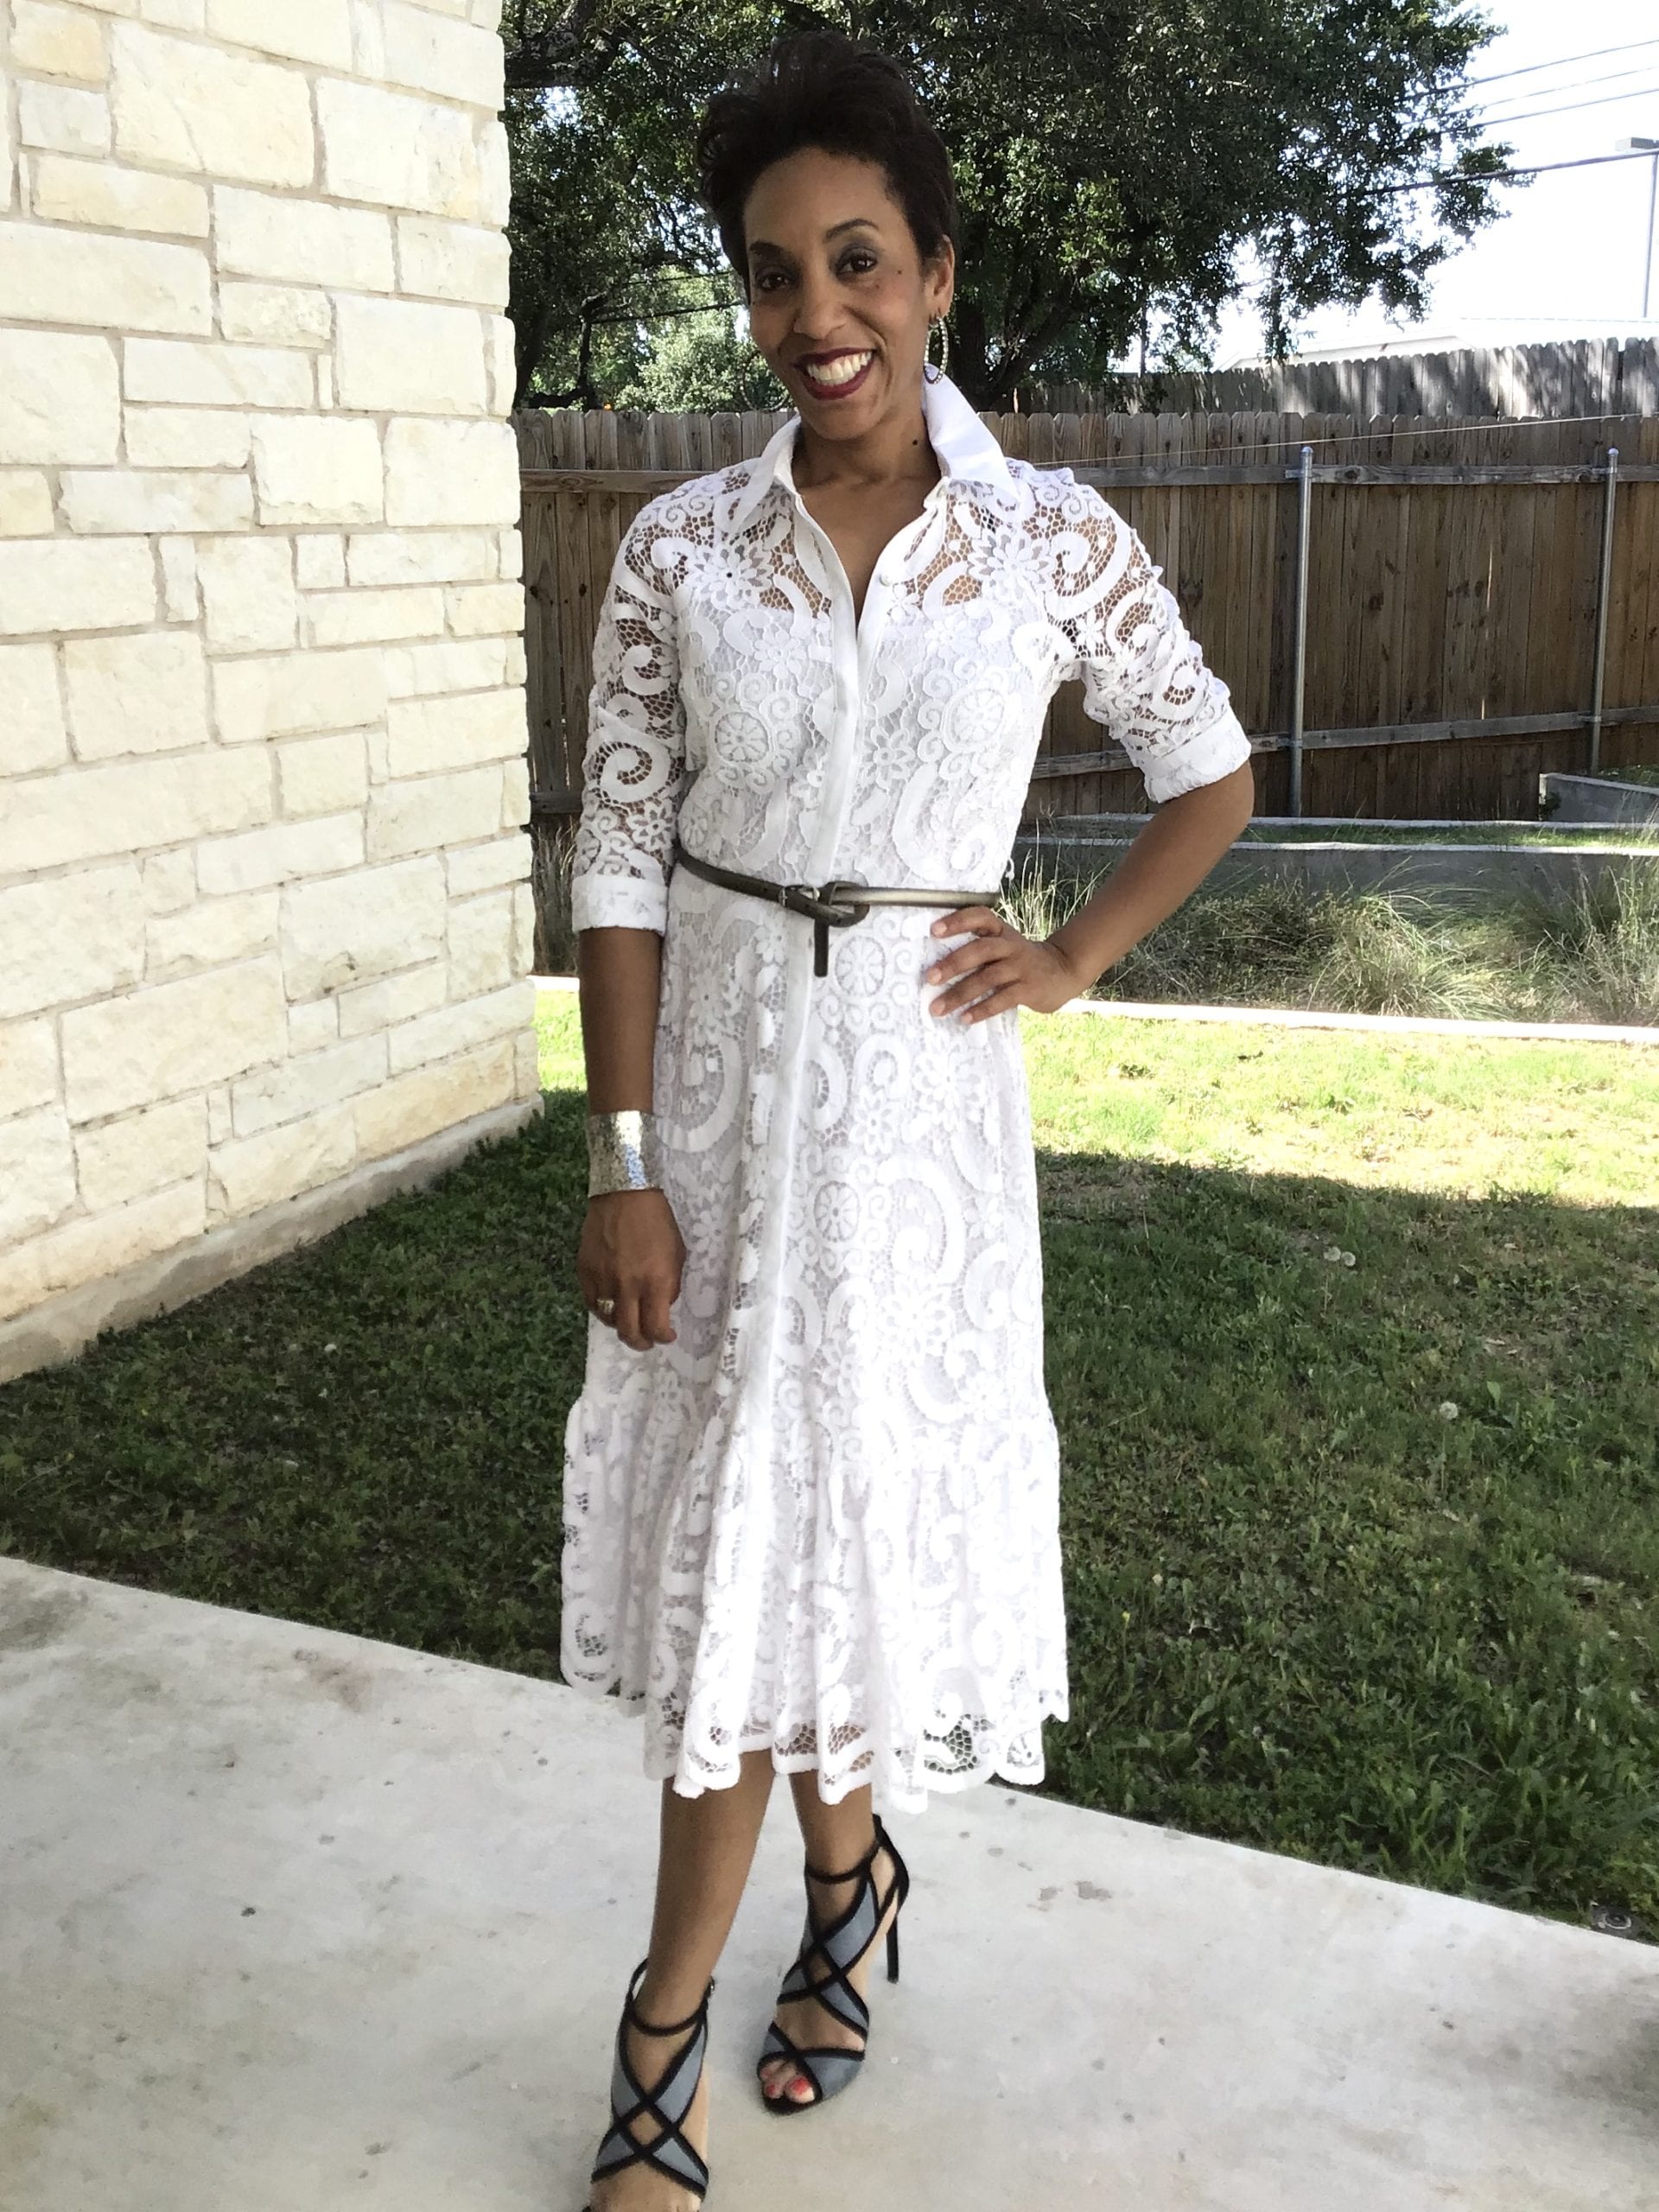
1298, 891, 1512, 1020
531, 814, 578, 976
1518, 862, 1659, 1029
1009, 857, 1659, 1029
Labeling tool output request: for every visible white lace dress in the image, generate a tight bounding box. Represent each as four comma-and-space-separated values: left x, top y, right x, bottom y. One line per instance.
559, 372, 1251, 1813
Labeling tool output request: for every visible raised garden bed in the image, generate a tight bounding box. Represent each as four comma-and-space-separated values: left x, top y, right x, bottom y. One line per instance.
1014, 816, 1659, 905
1540, 772, 1659, 827
1027, 814, 1654, 849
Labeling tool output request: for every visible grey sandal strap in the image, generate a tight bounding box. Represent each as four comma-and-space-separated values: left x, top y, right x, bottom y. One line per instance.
590, 1960, 712, 2198
794, 2047, 863, 2100
777, 1885, 878, 2033
758, 1815, 911, 2111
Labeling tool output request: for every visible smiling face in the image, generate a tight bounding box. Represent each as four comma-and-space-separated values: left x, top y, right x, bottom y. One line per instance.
742, 145, 954, 442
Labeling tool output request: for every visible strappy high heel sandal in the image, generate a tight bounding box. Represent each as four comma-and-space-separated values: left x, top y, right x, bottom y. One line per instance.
585, 1958, 714, 2209
756, 1810, 911, 2114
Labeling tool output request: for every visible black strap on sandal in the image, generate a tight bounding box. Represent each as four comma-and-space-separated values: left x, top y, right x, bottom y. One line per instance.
758, 1813, 911, 2112
587, 1958, 714, 2205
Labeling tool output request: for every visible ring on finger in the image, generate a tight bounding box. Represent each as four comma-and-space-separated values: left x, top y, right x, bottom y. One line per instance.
594, 1294, 616, 1321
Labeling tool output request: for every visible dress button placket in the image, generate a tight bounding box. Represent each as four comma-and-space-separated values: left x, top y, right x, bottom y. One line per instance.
795, 498, 874, 893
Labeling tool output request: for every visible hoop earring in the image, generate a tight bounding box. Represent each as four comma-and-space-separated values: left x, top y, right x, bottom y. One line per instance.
924, 315, 950, 383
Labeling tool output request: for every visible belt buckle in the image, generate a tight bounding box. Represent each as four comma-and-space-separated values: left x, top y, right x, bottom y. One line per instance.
818, 878, 867, 915
806, 879, 867, 981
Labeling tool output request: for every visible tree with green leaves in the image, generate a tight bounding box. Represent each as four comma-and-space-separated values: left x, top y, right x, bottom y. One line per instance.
502, 2, 760, 406
501, 0, 1511, 410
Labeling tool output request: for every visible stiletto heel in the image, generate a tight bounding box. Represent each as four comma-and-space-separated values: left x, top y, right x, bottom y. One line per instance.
585, 1958, 714, 2209
756, 1810, 911, 2113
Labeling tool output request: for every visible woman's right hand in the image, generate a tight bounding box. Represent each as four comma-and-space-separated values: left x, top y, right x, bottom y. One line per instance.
575, 1189, 686, 1351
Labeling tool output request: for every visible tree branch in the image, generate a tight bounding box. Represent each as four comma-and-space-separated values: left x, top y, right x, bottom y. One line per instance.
504, 0, 640, 90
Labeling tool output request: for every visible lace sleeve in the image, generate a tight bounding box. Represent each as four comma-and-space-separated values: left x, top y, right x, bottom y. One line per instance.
569, 496, 690, 933
1039, 475, 1253, 805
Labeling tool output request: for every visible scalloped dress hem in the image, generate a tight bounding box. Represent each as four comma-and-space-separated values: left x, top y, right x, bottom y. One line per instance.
557, 1669, 1074, 1815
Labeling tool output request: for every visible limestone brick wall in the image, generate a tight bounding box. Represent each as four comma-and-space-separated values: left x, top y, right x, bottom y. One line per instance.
0, 0, 539, 1358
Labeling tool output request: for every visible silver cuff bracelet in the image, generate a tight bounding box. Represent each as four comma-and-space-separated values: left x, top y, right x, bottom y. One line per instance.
586, 1108, 665, 1197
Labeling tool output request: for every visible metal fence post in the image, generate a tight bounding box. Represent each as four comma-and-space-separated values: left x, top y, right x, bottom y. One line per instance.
1288, 443, 1313, 817
1588, 445, 1618, 778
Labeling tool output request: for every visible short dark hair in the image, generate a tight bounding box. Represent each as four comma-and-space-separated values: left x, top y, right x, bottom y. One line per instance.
696, 29, 959, 293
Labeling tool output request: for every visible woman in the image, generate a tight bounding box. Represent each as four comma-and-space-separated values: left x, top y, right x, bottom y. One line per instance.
563, 29, 1255, 2209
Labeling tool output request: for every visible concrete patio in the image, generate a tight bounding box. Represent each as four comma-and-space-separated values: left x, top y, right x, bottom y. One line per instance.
3, 1554, 1656, 2211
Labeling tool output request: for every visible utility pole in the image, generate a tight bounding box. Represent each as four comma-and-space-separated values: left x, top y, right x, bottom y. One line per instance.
1617, 137, 1659, 320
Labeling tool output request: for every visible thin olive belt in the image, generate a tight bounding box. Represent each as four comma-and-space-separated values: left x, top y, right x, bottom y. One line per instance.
672, 839, 1004, 978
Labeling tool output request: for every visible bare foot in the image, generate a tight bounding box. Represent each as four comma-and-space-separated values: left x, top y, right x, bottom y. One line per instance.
588, 2003, 710, 2212
759, 1834, 900, 2106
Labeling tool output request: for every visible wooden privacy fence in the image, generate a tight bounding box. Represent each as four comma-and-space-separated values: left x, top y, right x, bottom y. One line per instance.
517, 408, 1659, 824
1025, 335, 1659, 420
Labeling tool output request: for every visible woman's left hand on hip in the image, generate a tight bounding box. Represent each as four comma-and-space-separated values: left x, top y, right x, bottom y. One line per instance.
923, 908, 1088, 1022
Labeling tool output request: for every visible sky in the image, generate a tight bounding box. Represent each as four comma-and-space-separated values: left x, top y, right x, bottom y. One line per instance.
1197, 0, 1659, 366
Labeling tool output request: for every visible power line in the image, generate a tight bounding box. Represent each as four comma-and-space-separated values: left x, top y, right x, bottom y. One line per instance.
1478, 60, 1659, 114
1442, 312, 1659, 324
1476, 83, 1659, 130
1379, 143, 1659, 194
1466, 36, 1659, 90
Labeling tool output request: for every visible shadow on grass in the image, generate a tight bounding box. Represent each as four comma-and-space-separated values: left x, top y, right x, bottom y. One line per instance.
2, 1095, 1655, 1933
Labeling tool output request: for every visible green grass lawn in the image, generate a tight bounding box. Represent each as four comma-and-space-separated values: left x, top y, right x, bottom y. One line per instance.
2, 993, 1655, 1937
1021, 1008, 1659, 1928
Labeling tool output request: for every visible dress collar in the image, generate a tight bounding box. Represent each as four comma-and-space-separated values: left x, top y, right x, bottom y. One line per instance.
725, 371, 1013, 532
